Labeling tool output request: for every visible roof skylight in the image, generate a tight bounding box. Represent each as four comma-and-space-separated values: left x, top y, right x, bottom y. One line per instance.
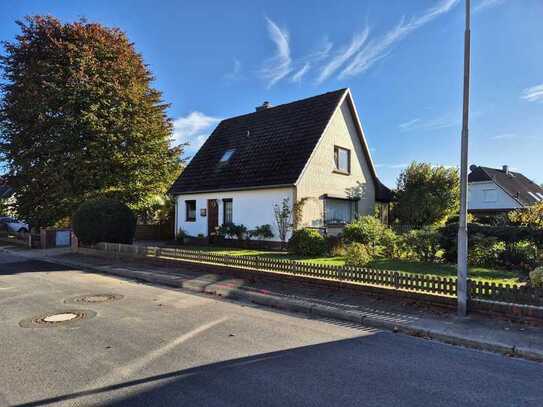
528, 192, 541, 202
220, 149, 235, 162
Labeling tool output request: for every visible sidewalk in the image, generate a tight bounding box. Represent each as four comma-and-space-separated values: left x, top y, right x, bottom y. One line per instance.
2, 243, 542, 363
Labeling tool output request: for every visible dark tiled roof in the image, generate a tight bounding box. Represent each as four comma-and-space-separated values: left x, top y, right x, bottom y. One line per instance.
170, 89, 392, 201
468, 166, 543, 206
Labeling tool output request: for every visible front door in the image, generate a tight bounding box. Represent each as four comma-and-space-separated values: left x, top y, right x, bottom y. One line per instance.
207, 199, 219, 242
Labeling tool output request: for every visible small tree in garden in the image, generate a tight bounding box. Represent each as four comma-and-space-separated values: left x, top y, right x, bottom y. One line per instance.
292, 197, 308, 230
273, 198, 292, 248
508, 202, 543, 228
393, 162, 459, 228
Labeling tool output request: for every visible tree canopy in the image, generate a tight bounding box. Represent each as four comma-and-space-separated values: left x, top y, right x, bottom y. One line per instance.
508, 202, 543, 228
393, 162, 459, 228
0, 16, 182, 227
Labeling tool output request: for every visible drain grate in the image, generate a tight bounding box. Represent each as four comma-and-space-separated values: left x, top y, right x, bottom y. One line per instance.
64, 294, 123, 305
20, 310, 96, 328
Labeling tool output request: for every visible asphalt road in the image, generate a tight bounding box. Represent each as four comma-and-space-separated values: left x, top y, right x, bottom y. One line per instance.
1, 251, 542, 407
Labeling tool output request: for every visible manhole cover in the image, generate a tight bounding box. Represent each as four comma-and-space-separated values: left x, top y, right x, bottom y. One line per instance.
64, 294, 123, 304
43, 313, 79, 322
19, 310, 96, 328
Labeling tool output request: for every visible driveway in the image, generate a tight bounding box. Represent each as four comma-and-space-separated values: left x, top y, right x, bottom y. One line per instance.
0, 252, 542, 406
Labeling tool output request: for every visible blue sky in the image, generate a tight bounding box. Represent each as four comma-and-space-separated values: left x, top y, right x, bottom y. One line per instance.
1, 0, 542, 187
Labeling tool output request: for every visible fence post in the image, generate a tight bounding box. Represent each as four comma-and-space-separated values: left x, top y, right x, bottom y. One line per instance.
394, 272, 400, 289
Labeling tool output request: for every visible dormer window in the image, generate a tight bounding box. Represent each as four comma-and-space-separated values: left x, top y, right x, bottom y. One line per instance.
220, 149, 235, 162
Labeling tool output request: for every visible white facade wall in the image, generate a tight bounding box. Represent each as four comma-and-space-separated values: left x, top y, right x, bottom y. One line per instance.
175, 187, 294, 241
468, 181, 521, 211
296, 99, 376, 227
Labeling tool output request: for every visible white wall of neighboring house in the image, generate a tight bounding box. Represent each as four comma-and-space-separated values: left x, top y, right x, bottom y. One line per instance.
296, 98, 376, 227
468, 181, 521, 211
175, 187, 294, 241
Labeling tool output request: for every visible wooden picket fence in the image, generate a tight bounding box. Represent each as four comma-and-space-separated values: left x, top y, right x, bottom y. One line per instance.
95, 242, 543, 307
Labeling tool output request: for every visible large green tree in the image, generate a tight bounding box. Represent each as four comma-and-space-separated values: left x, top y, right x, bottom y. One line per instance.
0, 16, 182, 227
393, 162, 459, 228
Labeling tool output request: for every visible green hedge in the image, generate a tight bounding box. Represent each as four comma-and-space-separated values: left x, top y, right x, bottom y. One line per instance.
440, 222, 543, 265
288, 228, 327, 257
73, 199, 136, 245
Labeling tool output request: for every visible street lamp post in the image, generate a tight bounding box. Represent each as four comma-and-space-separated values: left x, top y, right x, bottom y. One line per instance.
457, 0, 471, 317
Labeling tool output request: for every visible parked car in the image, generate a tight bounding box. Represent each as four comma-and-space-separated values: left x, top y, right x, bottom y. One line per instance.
0, 217, 29, 233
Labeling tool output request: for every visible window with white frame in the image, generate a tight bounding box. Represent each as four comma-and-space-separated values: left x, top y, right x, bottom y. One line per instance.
483, 189, 498, 203
185, 200, 196, 222
325, 198, 356, 224
223, 199, 233, 224
333, 146, 350, 174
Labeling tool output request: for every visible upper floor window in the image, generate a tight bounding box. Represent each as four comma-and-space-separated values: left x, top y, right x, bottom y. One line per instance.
220, 149, 235, 162
334, 146, 350, 174
483, 189, 498, 203
185, 200, 196, 222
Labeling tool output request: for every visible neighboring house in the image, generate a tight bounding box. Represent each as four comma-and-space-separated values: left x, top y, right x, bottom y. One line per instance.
170, 88, 392, 242
468, 165, 543, 216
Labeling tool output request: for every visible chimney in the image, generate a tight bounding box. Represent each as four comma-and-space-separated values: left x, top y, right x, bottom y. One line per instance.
502, 165, 509, 175
255, 101, 272, 112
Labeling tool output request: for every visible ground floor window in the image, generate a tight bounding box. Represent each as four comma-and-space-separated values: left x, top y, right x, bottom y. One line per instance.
324, 198, 357, 224
223, 198, 233, 224
185, 200, 196, 222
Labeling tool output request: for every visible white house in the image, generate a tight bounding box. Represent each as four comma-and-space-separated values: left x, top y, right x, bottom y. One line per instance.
169, 88, 392, 242
468, 165, 543, 215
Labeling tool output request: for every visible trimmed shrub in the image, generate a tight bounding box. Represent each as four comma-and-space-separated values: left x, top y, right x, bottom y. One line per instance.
400, 228, 442, 263
468, 234, 505, 267
288, 228, 327, 256
326, 235, 347, 256
343, 216, 396, 257
381, 228, 399, 258
439, 223, 543, 263
529, 267, 543, 288
500, 240, 538, 271
345, 243, 373, 267
73, 199, 136, 245
249, 224, 274, 240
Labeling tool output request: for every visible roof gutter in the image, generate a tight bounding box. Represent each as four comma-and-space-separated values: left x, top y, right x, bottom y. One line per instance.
170, 183, 295, 196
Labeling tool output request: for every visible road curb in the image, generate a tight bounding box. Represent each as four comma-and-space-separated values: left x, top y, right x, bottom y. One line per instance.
7, 249, 543, 363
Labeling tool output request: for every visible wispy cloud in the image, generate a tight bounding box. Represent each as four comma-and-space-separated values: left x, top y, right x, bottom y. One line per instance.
224, 58, 242, 81
173, 112, 221, 155
291, 63, 311, 83
317, 28, 369, 84
491, 133, 540, 141
260, 17, 291, 88
398, 118, 421, 131
474, 0, 506, 13
492, 133, 517, 140
340, 0, 459, 79
521, 84, 543, 102
399, 114, 458, 132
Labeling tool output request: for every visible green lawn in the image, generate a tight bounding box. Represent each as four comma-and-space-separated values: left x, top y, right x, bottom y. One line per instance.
178, 245, 525, 285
